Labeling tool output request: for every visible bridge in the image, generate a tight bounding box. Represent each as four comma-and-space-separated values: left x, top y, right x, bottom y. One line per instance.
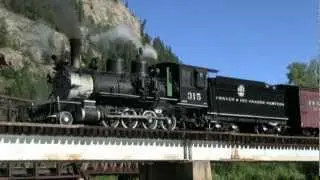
0, 121, 316, 179
0, 95, 318, 179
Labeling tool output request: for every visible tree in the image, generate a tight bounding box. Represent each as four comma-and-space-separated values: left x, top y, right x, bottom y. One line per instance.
152, 36, 180, 63
286, 59, 320, 88
139, 19, 180, 63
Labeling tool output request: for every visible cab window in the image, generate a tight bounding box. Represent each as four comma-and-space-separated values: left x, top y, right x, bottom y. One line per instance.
196, 70, 206, 88
182, 69, 193, 87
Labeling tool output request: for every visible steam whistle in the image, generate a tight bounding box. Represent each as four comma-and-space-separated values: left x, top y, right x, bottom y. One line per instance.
138, 47, 143, 56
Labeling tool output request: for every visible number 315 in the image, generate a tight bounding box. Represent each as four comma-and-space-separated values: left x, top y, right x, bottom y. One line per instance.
187, 92, 201, 101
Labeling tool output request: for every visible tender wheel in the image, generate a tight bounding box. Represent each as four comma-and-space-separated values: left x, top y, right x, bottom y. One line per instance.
271, 126, 282, 135
302, 129, 311, 136
121, 109, 138, 129
58, 111, 73, 125
160, 115, 177, 131
101, 119, 120, 128
254, 125, 260, 134
141, 110, 158, 130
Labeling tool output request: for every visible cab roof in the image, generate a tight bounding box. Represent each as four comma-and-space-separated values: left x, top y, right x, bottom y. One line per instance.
155, 62, 219, 73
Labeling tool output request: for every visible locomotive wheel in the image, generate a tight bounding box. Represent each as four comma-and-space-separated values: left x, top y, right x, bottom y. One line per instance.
141, 110, 158, 130
254, 124, 267, 134
101, 119, 120, 128
58, 111, 73, 125
160, 116, 177, 131
302, 129, 312, 136
121, 109, 138, 129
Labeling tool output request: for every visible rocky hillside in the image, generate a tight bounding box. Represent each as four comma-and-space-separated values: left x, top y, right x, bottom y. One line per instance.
0, 0, 179, 100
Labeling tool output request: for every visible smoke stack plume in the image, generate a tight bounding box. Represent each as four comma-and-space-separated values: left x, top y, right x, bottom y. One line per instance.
69, 38, 81, 69
51, 0, 81, 39
89, 24, 158, 60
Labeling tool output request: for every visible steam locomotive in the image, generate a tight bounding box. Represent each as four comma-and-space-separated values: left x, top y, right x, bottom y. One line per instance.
27, 38, 320, 136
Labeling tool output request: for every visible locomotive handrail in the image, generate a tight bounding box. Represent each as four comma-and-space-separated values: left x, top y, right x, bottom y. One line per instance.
0, 94, 32, 122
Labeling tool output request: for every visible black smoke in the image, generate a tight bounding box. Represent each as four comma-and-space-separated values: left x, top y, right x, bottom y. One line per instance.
49, 0, 81, 39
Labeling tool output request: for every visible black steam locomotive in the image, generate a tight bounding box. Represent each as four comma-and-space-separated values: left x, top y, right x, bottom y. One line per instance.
27, 38, 295, 135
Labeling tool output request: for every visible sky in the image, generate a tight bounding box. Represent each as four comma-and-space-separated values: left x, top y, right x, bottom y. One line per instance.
127, 0, 318, 84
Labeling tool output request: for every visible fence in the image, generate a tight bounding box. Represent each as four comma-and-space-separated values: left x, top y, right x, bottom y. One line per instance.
0, 94, 32, 122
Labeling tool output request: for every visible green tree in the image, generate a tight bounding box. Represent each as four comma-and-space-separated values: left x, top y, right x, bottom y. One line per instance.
286, 59, 320, 88
139, 19, 180, 63
0, 62, 50, 100
152, 37, 180, 63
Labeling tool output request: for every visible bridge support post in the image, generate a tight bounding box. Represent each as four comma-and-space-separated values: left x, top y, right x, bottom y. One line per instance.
139, 161, 212, 180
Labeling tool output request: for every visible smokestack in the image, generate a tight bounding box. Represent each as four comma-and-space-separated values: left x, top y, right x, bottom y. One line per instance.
69, 38, 81, 69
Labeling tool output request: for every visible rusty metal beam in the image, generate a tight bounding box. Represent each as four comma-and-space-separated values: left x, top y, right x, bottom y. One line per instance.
0, 161, 139, 179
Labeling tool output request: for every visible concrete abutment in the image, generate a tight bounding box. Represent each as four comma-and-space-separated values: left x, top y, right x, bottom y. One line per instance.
139, 161, 212, 180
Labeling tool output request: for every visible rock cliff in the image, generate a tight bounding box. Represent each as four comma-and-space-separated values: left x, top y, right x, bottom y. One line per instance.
0, 0, 147, 97
0, 0, 141, 72
0, 0, 179, 100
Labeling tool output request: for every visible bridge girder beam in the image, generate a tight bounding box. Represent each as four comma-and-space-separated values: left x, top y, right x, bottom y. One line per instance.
139, 161, 212, 180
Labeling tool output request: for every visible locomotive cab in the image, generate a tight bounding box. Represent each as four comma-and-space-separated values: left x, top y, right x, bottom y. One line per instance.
179, 64, 211, 107
153, 62, 218, 107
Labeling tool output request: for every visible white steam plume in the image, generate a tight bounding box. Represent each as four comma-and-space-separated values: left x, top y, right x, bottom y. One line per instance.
90, 24, 158, 60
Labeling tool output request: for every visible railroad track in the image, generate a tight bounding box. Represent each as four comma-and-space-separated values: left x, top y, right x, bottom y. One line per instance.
0, 121, 317, 149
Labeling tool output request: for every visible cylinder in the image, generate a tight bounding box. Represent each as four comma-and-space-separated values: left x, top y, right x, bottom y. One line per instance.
78, 108, 101, 122
106, 58, 124, 74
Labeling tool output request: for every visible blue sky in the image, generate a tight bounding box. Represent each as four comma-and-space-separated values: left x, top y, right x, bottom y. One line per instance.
128, 0, 318, 84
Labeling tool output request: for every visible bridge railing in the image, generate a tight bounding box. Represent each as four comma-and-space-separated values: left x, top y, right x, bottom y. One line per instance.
0, 94, 32, 122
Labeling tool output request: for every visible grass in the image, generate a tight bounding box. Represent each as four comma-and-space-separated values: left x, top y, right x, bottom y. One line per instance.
89, 162, 319, 180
